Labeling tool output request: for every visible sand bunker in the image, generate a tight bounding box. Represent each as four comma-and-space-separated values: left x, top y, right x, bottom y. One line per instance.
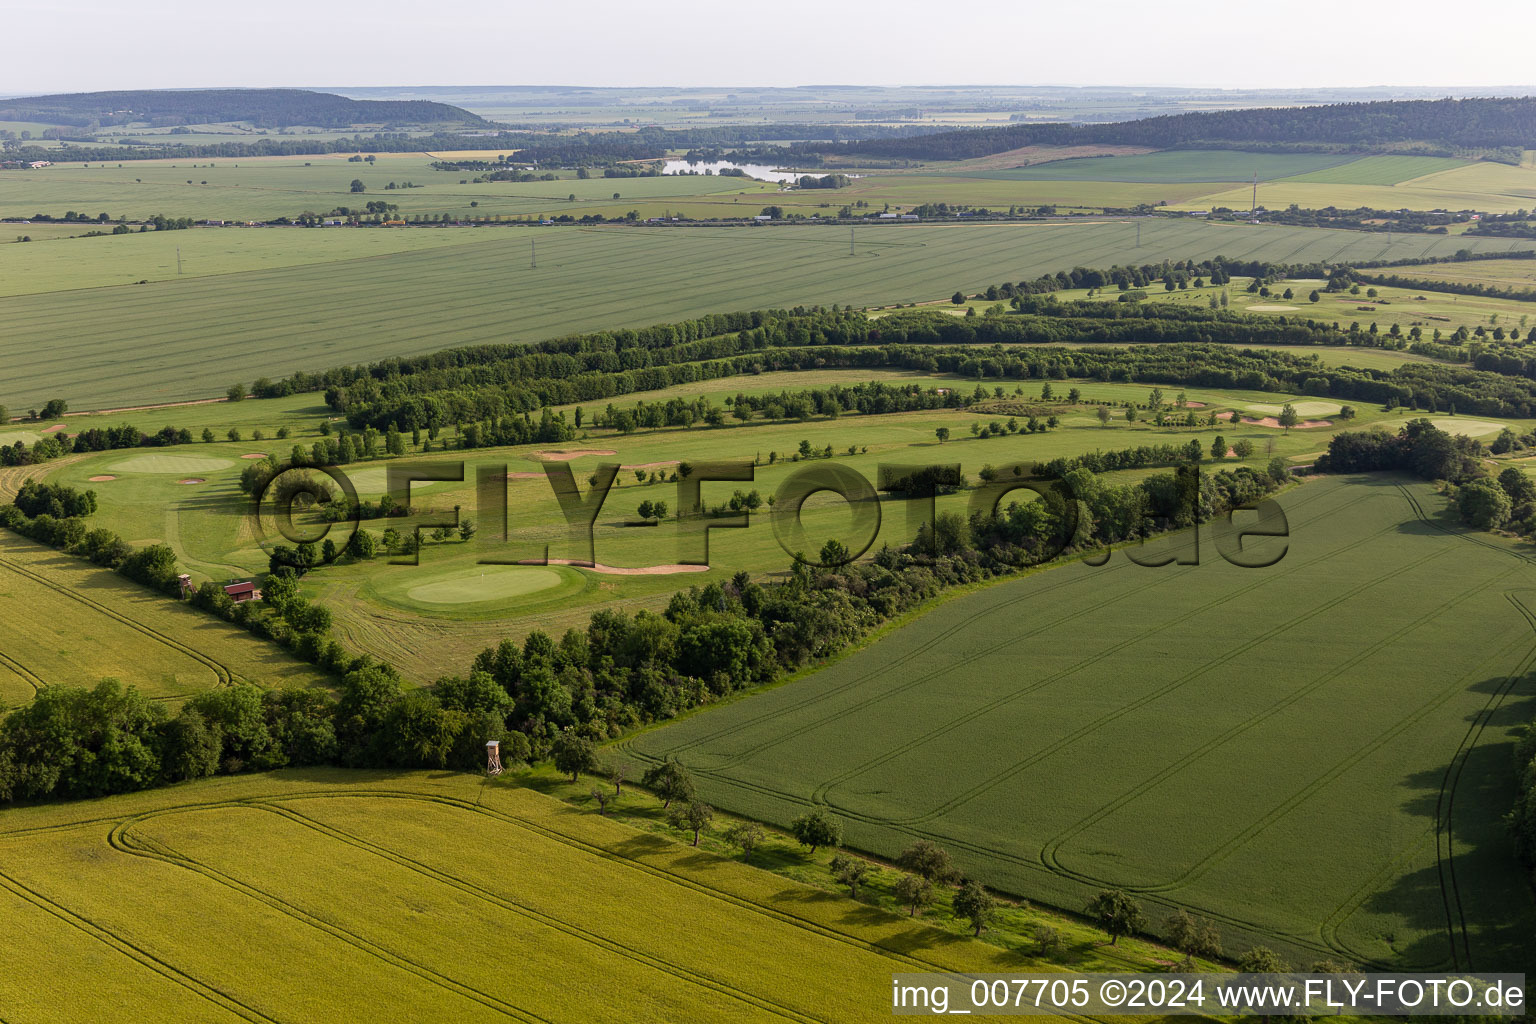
87, 475, 116, 482
1242, 416, 1333, 429
533, 449, 618, 461
41, 423, 65, 433
625, 460, 680, 470
517, 558, 707, 576
176, 478, 206, 485
507, 472, 546, 480
241, 452, 269, 460
1246, 303, 1299, 312
1183, 402, 1206, 409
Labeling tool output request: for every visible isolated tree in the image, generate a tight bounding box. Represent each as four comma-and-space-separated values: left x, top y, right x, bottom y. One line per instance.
1309, 290, 1321, 303
789, 807, 842, 854
897, 839, 958, 884
1124, 406, 1137, 424
226, 383, 246, 402
1238, 947, 1290, 973
1232, 438, 1256, 459
951, 291, 965, 305
894, 873, 934, 917
201, 427, 215, 443
935, 427, 950, 444
1165, 909, 1223, 966
1033, 924, 1065, 959
1229, 408, 1242, 425
1148, 387, 1163, 410
1084, 888, 1146, 945
723, 820, 766, 862
641, 756, 694, 808
350, 179, 365, 193
1096, 405, 1111, 427
1210, 435, 1227, 460
830, 852, 874, 897
458, 519, 477, 542
551, 731, 596, 782
1278, 403, 1300, 433
588, 787, 614, 815
953, 880, 996, 936
667, 799, 713, 845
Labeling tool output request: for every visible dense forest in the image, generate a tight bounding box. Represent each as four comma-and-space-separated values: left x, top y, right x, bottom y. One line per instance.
783, 97, 1536, 162
0, 89, 491, 129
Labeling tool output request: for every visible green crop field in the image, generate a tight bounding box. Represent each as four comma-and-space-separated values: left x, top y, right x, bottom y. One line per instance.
2, 221, 1529, 411
0, 528, 329, 707
1273, 155, 1472, 186
624, 475, 1536, 972
0, 769, 1032, 1024
955, 150, 1360, 183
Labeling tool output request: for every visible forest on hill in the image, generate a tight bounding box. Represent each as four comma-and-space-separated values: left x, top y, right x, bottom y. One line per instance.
788, 96, 1536, 162
0, 88, 492, 129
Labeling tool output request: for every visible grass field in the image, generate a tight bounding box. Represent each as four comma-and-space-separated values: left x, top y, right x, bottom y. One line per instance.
624, 475, 1536, 972
0, 529, 330, 708
0, 769, 1048, 1024
2, 220, 1528, 411
1018, 274, 1536, 336
1179, 157, 1536, 215
1367, 257, 1536, 291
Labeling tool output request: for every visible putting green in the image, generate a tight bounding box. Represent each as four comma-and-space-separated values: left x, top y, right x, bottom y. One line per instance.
404, 567, 565, 605
1426, 417, 1507, 437
109, 454, 235, 475
1244, 400, 1343, 417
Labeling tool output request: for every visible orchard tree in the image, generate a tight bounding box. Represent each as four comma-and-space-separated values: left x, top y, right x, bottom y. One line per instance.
898, 839, 958, 884
1166, 910, 1223, 966
894, 873, 934, 917
723, 820, 766, 862
641, 756, 694, 808
551, 730, 596, 782
789, 807, 842, 854
1084, 888, 1146, 945
667, 800, 714, 846
954, 880, 996, 936
830, 853, 874, 897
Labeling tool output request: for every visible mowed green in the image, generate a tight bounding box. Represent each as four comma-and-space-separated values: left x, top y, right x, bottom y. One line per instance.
0, 770, 1041, 1024
2, 220, 1528, 410
625, 476, 1536, 971
0, 530, 330, 707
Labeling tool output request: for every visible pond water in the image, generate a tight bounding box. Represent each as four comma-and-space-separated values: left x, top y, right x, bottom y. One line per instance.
660, 160, 810, 184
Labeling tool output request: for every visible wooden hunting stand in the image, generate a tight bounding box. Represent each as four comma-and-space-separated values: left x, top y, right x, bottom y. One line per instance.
486, 739, 503, 776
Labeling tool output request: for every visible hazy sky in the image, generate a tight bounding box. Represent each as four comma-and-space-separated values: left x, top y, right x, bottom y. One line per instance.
4, 0, 1532, 95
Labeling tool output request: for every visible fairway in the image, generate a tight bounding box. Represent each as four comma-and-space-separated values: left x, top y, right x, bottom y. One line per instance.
109, 454, 235, 474
1, 221, 1527, 411
0, 530, 330, 706
626, 475, 1536, 971
0, 770, 1034, 1024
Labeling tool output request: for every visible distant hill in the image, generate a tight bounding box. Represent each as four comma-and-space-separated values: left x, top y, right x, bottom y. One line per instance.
0, 88, 493, 130
793, 97, 1536, 162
